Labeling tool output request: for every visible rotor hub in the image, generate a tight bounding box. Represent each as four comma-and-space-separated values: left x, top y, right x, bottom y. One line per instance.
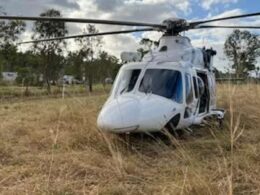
162, 18, 189, 35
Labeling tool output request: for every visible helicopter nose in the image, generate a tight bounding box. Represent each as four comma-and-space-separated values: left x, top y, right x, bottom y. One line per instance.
97, 96, 140, 133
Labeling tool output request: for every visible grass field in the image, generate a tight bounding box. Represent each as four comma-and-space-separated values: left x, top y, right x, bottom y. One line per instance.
0, 84, 110, 100
0, 84, 259, 194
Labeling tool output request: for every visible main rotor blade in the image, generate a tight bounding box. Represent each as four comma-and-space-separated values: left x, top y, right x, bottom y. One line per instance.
18, 28, 157, 44
195, 25, 260, 29
191, 12, 260, 26
0, 15, 165, 28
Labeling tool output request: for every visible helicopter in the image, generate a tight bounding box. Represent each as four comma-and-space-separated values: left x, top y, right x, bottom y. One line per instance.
0, 12, 259, 134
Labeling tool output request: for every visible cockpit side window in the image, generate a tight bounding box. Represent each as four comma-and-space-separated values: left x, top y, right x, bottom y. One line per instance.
185, 73, 194, 104
126, 69, 141, 92
193, 76, 198, 99
114, 69, 141, 96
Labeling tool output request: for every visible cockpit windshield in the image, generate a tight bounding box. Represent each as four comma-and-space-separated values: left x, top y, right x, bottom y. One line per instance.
113, 69, 141, 96
139, 69, 183, 103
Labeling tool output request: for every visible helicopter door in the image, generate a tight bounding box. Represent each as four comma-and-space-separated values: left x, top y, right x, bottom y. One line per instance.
183, 73, 198, 125
197, 72, 210, 114
192, 76, 200, 114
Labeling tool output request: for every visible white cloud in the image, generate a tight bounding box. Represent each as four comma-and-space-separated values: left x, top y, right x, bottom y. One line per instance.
2, 0, 192, 58
103, 34, 140, 57
2, 0, 260, 71
142, 31, 163, 42
200, 0, 238, 10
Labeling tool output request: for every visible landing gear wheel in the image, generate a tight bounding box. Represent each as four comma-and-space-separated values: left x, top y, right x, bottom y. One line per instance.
164, 114, 181, 138
165, 122, 185, 139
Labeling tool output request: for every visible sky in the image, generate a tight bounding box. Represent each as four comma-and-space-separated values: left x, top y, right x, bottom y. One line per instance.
0, 0, 260, 71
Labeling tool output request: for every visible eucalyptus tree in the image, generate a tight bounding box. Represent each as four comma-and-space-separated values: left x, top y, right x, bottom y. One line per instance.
75, 24, 102, 92
32, 9, 67, 93
0, 8, 25, 73
137, 38, 159, 59
224, 30, 260, 78
97, 51, 119, 83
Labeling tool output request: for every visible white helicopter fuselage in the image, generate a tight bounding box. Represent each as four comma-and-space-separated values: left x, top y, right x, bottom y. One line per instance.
97, 36, 225, 133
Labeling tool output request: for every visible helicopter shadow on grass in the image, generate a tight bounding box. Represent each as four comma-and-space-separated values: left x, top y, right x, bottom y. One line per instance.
115, 119, 223, 156
115, 129, 196, 155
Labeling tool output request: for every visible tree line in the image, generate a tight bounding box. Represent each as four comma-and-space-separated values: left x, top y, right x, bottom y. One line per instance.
0, 8, 120, 93
0, 7, 259, 94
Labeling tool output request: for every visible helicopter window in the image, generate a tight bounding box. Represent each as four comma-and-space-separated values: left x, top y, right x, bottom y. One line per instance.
193, 76, 198, 99
185, 73, 194, 104
139, 69, 183, 103
115, 69, 141, 95
159, 46, 168, 52
197, 77, 205, 96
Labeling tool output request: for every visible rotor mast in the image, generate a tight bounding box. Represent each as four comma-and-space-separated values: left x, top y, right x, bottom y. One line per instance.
162, 18, 189, 36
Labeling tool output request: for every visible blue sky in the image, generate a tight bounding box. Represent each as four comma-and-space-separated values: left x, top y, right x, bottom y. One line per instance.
187, 0, 260, 19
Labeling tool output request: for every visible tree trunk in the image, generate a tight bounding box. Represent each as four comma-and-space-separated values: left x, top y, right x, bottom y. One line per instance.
46, 78, 51, 94
88, 67, 93, 92
89, 76, 93, 92
45, 53, 51, 94
85, 62, 93, 93
24, 85, 30, 96
236, 67, 239, 79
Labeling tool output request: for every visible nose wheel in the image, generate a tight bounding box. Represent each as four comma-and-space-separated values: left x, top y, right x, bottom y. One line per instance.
165, 122, 187, 139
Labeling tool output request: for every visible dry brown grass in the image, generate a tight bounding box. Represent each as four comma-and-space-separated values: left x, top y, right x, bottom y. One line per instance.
0, 84, 259, 195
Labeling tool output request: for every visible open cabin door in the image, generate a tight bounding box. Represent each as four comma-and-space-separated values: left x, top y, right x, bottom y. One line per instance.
196, 71, 210, 115
181, 72, 199, 127
181, 70, 211, 128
